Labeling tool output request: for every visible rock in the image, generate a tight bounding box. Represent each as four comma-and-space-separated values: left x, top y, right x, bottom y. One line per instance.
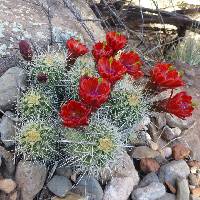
148, 123, 159, 142
165, 181, 176, 194
166, 114, 194, 130
149, 141, 159, 151
56, 166, 73, 179
162, 147, 172, 158
158, 160, 190, 186
72, 176, 103, 200
176, 178, 190, 200
139, 172, 160, 187
0, 0, 105, 71
140, 158, 160, 173
191, 188, 200, 198
0, 67, 26, 110
189, 173, 200, 186
10, 191, 18, 200
0, 179, 16, 193
129, 131, 149, 146
103, 176, 138, 200
51, 192, 85, 200
131, 146, 160, 159
172, 143, 191, 160
131, 182, 166, 200
156, 193, 176, 200
190, 195, 200, 200
47, 175, 72, 198
0, 111, 15, 147
15, 160, 47, 200
162, 126, 181, 141
0, 146, 15, 178
100, 152, 139, 183
188, 160, 200, 168
154, 113, 167, 129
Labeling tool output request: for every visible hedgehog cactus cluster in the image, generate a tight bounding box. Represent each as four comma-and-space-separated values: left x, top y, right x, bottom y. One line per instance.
16, 32, 195, 176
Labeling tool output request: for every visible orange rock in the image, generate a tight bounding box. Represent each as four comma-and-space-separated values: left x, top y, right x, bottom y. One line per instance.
188, 160, 200, 168
140, 158, 160, 173
172, 144, 191, 160
165, 181, 176, 194
191, 187, 200, 197
0, 179, 16, 194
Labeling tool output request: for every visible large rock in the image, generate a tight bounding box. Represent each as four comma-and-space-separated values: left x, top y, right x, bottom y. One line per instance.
102, 152, 139, 200
0, 146, 15, 178
0, 111, 15, 147
131, 182, 166, 200
158, 160, 190, 186
47, 175, 72, 198
0, 67, 26, 110
72, 176, 103, 200
176, 178, 190, 200
0, 0, 105, 74
15, 160, 47, 200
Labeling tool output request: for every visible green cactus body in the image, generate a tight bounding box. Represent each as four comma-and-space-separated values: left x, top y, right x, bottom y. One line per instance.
16, 120, 58, 161
19, 88, 54, 120
62, 120, 123, 175
65, 56, 98, 100
103, 76, 150, 132
29, 52, 67, 97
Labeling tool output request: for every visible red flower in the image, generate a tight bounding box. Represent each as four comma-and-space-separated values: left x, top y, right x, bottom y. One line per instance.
66, 38, 88, 59
155, 92, 194, 119
97, 57, 127, 84
79, 76, 111, 109
106, 32, 127, 53
92, 42, 113, 62
119, 51, 144, 79
60, 100, 91, 128
150, 63, 185, 91
19, 40, 33, 61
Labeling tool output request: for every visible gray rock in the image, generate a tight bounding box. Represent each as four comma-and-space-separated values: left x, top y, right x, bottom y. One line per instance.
72, 176, 103, 200
154, 113, 167, 129
139, 172, 160, 187
190, 196, 200, 200
15, 160, 47, 200
55, 166, 73, 179
166, 114, 194, 130
162, 126, 181, 141
102, 152, 139, 200
0, 146, 15, 178
0, 111, 15, 147
158, 160, 190, 186
103, 176, 139, 200
131, 182, 166, 200
176, 178, 190, 200
100, 152, 139, 184
47, 175, 72, 198
0, 67, 26, 110
0, 0, 105, 72
156, 193, 176, 200
131, 146, 160, 159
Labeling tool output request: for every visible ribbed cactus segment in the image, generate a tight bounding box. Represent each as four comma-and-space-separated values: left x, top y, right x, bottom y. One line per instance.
65, 56, 98, 100
62, 119, 123, 175
29, 52, 67, 96
16, 120, 58, 161
18, 88, 53, 120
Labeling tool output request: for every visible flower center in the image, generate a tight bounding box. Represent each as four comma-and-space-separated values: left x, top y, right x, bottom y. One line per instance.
98, 137, 113, 153
25, 93, 41, 108
24, 128, 42, 144
128, 94, 140, 106
44, 56, 53, 65
81, 68, 93, 76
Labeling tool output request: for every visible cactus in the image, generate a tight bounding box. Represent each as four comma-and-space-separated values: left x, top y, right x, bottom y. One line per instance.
18, 88, 54, 120
103, 75, 151, 132
61, 118, 123, 176
16, 120, 58, 161
65, 56, 98, 100
29, 52, 67, 97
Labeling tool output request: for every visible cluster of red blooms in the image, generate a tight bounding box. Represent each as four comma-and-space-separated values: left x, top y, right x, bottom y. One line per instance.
18, 33, 195, 128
